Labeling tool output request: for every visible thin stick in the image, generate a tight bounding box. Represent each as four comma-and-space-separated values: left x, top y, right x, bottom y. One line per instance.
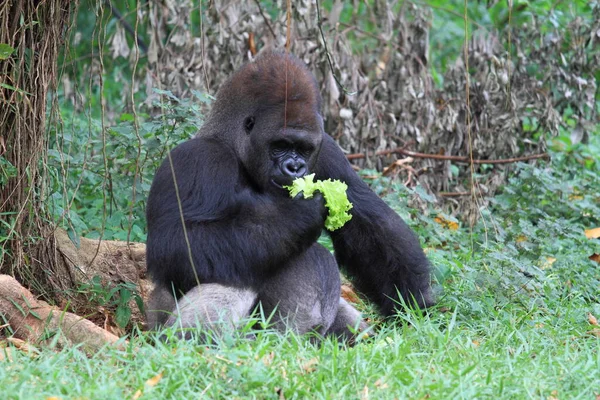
346, 148, 549, 164
252, 0, 276, 39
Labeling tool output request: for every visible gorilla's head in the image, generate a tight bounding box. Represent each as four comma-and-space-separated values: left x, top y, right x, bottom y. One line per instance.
202, 51, 325, 193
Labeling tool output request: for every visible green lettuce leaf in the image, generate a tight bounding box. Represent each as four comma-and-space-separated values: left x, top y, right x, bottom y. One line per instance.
286, 174, 353, 231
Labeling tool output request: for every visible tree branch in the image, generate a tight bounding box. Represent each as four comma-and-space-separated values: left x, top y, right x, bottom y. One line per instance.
346, 148, 550, 165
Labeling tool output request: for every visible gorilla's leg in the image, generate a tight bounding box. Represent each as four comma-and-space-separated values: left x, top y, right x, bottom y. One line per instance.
326, 298, 369, 340
146, 285, 176, 330
166, 284, 257, 339
147, 284, 257, 340
258, 243, 339, 335
258, 243, 367, 340
316, 134, 435, 316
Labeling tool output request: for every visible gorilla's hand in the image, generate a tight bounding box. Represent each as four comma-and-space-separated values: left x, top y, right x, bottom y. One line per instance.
291, 191, 326, 242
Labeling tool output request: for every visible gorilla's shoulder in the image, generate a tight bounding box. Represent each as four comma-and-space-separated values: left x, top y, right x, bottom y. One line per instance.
168, 137, 234, 165
153, 137, 239, 192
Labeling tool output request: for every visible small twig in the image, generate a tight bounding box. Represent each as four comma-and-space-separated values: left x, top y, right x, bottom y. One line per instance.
439, 192, 470, 197
104, 0, 147, 53
252, 0, 276, 39
346, 148, 549, 165
315, 0, 355, 95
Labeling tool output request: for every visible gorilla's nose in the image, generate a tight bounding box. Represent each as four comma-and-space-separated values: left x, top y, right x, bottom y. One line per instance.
282, 158, 307, 178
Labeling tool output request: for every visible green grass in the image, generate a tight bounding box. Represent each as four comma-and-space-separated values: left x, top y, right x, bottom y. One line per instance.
2, 132, 599, 399
1, 301, 598, 399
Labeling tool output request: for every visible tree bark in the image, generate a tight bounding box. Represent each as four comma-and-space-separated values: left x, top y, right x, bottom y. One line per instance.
0, 275, 123, 353
0, 0, 77, 297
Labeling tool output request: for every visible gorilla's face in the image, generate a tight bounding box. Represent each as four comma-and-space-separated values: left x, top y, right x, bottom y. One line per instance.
240, 106, 323, 193
204, 51, 326, 194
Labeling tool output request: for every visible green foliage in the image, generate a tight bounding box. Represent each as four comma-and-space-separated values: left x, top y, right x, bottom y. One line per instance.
77, 275, 144, 328
0, 43, 14, 60
426, 0, 597, 85
46, 90, 209, 242
0, 156, 17, 187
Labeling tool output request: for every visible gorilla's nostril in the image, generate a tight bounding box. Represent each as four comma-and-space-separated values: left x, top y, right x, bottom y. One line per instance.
283, 159, 307, 177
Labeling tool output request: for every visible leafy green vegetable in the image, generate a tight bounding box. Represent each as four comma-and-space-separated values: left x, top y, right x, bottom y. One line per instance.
286, 174, 353, 231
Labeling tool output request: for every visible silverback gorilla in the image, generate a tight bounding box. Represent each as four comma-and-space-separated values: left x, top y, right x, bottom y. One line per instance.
145, 51, 434, 340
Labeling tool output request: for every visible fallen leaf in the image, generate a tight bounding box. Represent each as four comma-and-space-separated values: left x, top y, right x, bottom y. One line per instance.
300, 358, 318, 374
7, 337, 38, 354
361, 385, 369, 400
588, 313, 598, 326
261, 352, 275, 366
589, 329, 600, 338
341, 284, 361, 304
585, 227, 600, 239
589, 254, 600, 264
540, 257, 557, 270
374, 379, 389, 389
146, 372, 163, 387
434, 215, 459, 230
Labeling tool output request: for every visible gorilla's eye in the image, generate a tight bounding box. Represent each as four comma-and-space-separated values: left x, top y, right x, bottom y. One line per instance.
244, 116, 255, 133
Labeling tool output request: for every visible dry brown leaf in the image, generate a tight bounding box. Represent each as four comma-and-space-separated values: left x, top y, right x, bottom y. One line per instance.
300, 358, 318, 374
541, 257, 557, 270
584, 227, 600, 239
589, 254, 600, 264
374, 379, 389, 389
588, 313, 598, 326
132, 389, 143, 400
361, 385, 369, 400
341, 284, 361, 304
261, 352, 275, 366
6, 338, 38, 356
434, 215, 459, 230
589, 329, 600, 338
146, 372, 163, 387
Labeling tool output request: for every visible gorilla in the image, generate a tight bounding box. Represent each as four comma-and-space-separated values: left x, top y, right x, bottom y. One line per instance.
145, 51, 434, 341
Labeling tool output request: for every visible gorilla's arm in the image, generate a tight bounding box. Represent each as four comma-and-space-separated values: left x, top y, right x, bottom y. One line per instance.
147, 137, 325, 294
315, 135, 434, 316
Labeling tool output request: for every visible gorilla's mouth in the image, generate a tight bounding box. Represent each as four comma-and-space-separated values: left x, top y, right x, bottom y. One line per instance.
271, 176, 294, 190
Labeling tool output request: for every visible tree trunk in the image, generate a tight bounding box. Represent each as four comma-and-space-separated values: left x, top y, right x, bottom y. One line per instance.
0, 0, 76, 295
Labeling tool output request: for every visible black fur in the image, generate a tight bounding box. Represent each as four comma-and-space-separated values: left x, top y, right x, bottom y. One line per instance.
146, 137, 324, 293
145, 51, 433, 339
316, 135, 434, 315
